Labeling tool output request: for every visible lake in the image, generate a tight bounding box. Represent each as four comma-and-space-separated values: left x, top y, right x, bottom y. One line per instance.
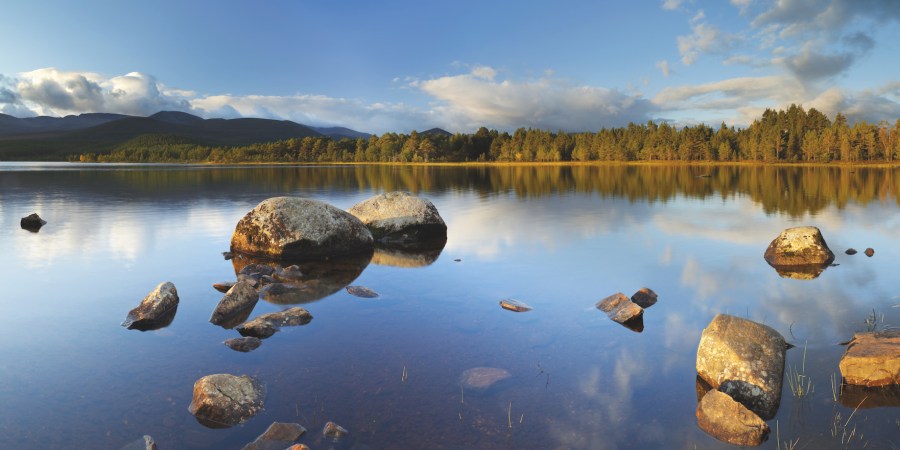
1, 162, 898, 449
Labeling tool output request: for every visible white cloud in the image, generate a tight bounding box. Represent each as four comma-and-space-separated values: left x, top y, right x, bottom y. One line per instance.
661, 0, 684, 10
656, 60, 671, 77
676, 15, 735, 65
416, 67, 654, 131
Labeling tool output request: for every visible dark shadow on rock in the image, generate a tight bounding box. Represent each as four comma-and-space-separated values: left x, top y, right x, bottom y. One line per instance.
371, 239, 445, 268
232, 251, 371, 305
696, 374, 714, 402
193, 415, 233, 429
125, 306, 177, 331
20, 213, 47, 232
840, 383, 900, 409
768, 262, 830, 280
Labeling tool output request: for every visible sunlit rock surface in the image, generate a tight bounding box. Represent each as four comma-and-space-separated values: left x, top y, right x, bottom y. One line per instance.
231, 197, 373, 260
348, 191, 447, 247
596, 292, 643, 324
121, 282, 179, 331
763, 226, 834, 268
188, 374, 265, 428
210, 280, 259, 328
839, 330, 900, 387
696, 390, 769, 446
696, 314, 786, 420
500, 298, 532, 312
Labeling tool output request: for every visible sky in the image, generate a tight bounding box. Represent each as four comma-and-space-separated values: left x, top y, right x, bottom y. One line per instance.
1, 0, 899, 134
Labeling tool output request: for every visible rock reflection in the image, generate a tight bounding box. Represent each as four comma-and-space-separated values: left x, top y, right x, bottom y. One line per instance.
768, 263, 830, 280
231, 252, 371, 304
125, 306, 177, 331
371, 239, 446, 268
840, 384, 900, 409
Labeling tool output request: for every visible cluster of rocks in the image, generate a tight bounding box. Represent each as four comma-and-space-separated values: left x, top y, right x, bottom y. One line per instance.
845, 247, 875, 257
595, 288, 658, 332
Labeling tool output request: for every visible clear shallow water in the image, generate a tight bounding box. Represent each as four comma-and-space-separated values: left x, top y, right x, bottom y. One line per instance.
0, 163, 898, 449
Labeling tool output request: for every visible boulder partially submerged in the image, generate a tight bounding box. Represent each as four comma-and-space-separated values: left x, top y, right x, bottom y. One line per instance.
237, 307, 313, 339
839, 330, 900, 387
20, 213, 47, 232
210, 280, 259, 328
347, 191, 447, 248
188, 374, 265, 428
231, 197, 373, 260
763, 226, 834, 276
696, 314, 786, 420
122, 282, 179, 331
697, 390, 770, 446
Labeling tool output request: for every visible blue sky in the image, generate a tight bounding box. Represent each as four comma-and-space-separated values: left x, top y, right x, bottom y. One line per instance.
1, 0, 899, 133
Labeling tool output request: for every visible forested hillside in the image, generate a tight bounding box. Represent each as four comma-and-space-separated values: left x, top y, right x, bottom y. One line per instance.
75, 105, 900, 164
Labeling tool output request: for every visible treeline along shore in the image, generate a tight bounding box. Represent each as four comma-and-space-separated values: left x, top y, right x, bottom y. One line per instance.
75, 105, 900, 164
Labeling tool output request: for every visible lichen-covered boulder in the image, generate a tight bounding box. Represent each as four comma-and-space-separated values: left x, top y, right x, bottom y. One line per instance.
696, 314, 786, 420
231, 197, 373, 260
347, 191, 447, 246
188, 374, 265, 428
210, 280, 259, 328
122, 282, 179, 331
839, 330, 900, 387
696, 390, 770, 446
763, 226, 834, 267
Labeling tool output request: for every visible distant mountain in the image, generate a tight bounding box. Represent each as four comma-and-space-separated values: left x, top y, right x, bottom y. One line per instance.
0, 111, 326, 160
312, 126, 371, 140
420, 127, 453, 137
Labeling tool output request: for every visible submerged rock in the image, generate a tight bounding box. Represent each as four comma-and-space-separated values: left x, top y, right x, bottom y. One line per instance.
696, 390, 769, 446
230, 197, 373, 260
20, 213, 47, 232
596, 292, 643, 324
696, 314, 786, 420
237, 307, 313, 339
242, 422, 306, 450
323, 421, 349, 439
499, 299, 532, 312
346, 285, 379, 298
224, 337, 262, 352
210, 280, 260, 328
459, 367, 511, 390
839, 330, 900, 387
188, 374, 265, 428
865, 247, 875, 257
347, 191, 447, 247
122, 282, 179, 331
763, 226, 834, 268
120, 435, 157, 450
630, 287, 658, 308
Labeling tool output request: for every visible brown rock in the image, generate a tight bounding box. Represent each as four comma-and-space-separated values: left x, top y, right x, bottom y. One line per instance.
346, 285, 379, 298
237, 317, 278, 339
630, 287, 658, 308
285, 445, 310, 450
696, 390, 770, 446
322, 421, 349, 439
242, 422, 306, 450
763, 226, 834, 267
237, 307, 313, 339
122, 282, 179, 331
696, 314, 786, 420
230, 197, 373, 260
459, 367, 511, 390
596, 292, 643, 324
864, 247, 875, 257
210, 280, 260, 327
845, 248, 858, 255
839, 330, 900, 387
188, 374, 265, 428
500, 299, 532, 312
224, 337, 262, 352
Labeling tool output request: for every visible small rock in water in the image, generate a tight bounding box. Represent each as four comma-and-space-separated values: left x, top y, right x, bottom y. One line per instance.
222, 251, 234, 260
238, 318, 279, 339
459, 367, 511, 390
323, 421, 349, 439
238, 307, 313, 339
210, 280, 260, 328
243, 422, 306, 450
454, 258, 461, 262
499, 299, 532, 312
223, 337, 262, 352
213, 281, 235, 293
119, 435, 157, 450
839, 330, 900, 387
865, 247, 875, 257
630, 287, 658, 308
122, 282, 179, 331
20, 213, 47, 232
346, 285, 379, 298
596, 292, 643, 324
845, 248, 858, 255
188, 374, 265, 428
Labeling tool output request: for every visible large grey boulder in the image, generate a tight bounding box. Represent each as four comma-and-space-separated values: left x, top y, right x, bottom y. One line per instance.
122, 282, 179, 331
231, 197, 373, 260
210, 280, 259, 328
696, 390, 770, 446
347, 191, 447, 247
763, 226, 834, 268
696, 314, 786, 420
188, 374, 265, 428
839, 330, 900, 387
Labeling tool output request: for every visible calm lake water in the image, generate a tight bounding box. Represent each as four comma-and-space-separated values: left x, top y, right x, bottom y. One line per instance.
1, 162, 898, 449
